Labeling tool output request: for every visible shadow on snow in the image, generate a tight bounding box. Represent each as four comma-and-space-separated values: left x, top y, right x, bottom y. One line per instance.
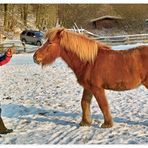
1, 103, 147, 127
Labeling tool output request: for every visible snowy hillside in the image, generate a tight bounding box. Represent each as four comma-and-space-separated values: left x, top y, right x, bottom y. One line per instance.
0, 44, 147, 144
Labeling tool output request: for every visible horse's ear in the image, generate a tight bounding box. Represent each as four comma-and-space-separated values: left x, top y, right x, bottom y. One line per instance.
56, 28, 65, 37
45, 27, 65, 40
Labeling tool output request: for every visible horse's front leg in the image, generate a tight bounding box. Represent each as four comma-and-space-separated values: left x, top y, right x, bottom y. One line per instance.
79, 89, 93, 126
91, 87, 113, 128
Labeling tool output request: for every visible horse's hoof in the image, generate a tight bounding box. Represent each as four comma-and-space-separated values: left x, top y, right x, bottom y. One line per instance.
101, 122, 113, 128
79, 121, 91, 126
0, 129, 13, 134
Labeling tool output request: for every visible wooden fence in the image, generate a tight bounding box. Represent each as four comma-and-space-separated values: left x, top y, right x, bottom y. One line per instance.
0, 41, 26, 53
95, 34, 148, 45
70, 28, 148, 46
85, 31, 148, 45
1, 29, 148, 54
0, 40, 38, 54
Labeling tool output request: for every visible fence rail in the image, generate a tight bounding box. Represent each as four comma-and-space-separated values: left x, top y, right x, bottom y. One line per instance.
83, 30, 148, 45
0, 41, 24, 53
1, 29, 148, 54
96, 34, 148, 45
0, 40, 35, 54
69, 28, 148, 45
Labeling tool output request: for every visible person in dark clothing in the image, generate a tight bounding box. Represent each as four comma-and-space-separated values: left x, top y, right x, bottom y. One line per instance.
0, 48, 13, 134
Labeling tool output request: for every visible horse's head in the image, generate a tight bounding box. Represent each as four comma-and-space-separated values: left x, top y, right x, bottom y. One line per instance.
34, 27, 111, 65
33, 28, 64, 66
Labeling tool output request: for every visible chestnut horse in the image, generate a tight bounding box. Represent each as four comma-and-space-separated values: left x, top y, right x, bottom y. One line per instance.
33, 28, 148, 128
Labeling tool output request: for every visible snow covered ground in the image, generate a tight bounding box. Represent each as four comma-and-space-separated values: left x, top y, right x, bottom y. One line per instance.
0, 44, 147, 144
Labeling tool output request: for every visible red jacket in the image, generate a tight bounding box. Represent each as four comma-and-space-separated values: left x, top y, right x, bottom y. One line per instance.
0, 53, 12, 66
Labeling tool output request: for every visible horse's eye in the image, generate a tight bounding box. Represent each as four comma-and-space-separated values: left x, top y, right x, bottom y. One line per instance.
47, 39, 52, 44
48, 40, 52, 44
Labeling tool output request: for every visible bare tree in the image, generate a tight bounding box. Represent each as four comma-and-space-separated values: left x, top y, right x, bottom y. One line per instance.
4, 4, 8, 31
22, 5, 28, 26
32, 4, 57, 29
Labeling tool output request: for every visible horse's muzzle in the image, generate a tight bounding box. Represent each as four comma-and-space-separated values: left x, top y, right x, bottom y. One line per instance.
33, 53, 42, 65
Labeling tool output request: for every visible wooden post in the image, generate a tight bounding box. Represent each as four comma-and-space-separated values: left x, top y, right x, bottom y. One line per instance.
12, 43, 15, 53
0, 44, 4, 53
22, 42, 26, 52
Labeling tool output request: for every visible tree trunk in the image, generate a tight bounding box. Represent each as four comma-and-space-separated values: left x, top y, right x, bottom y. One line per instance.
35, 4, 41, 28
23, 5, 28, 26
4, 4, 8, 31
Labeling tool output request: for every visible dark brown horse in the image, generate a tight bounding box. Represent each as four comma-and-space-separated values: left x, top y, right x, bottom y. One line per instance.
33, 28, 148, 128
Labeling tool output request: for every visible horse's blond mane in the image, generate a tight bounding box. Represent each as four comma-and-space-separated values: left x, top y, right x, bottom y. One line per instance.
46, 28, 111, 62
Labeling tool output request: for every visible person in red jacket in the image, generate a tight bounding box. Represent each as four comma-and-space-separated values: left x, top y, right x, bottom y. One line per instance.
0, 48, 12, 66
0, 48, 13, 134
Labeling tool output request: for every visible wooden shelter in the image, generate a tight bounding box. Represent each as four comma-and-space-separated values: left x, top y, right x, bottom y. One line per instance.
90, 15, 122, 29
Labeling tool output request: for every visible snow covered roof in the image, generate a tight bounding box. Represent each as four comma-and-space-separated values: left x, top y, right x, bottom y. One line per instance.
90, 15, 122, 22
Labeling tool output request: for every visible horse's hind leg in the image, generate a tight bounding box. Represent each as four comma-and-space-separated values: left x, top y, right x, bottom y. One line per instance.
79, 89, 93, 126
92, 87, 113, 128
